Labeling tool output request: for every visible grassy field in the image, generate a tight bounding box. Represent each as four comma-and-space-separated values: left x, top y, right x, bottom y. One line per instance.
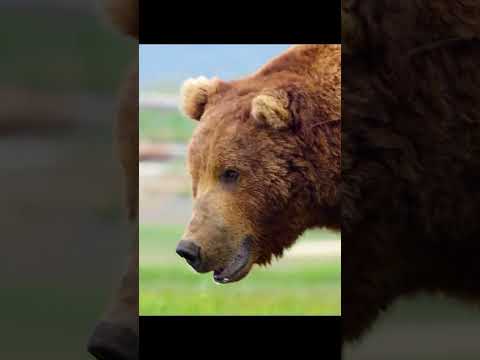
140, 109, 196, 142
140, 224, 341, 315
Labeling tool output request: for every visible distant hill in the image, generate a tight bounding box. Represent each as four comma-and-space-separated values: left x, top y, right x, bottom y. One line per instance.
140, 45, 291, 92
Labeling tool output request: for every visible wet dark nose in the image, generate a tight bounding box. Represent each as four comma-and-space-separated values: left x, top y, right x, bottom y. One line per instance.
176, 240, 201, 270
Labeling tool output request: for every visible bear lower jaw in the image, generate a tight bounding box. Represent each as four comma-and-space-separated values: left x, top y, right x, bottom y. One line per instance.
213, 236, 253, 284
212, 262, 250, 284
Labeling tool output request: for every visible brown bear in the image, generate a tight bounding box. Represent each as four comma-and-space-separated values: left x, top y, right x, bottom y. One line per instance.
176, 45, 341, 284
342, 0, 480, 344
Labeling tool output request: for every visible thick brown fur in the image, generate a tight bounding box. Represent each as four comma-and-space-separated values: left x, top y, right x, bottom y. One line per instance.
343, 0, 480, 343
342, 0, 480, 57
180, 45, 340, 281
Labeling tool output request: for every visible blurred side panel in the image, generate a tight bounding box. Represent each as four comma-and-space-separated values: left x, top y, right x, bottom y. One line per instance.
0, 1, 137, 359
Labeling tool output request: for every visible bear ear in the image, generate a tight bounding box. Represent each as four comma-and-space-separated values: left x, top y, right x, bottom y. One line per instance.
180, 76, 218, 121
251, 89, 291, 129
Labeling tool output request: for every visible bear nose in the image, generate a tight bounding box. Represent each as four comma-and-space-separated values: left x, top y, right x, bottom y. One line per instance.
176, 240, 201, 270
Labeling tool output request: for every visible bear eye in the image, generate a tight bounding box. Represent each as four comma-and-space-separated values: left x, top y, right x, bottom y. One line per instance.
220, 169, 239, 184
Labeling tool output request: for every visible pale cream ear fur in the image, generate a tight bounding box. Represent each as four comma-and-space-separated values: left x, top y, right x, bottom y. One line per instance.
251, 90, 291, 129
180, 76, 215, 120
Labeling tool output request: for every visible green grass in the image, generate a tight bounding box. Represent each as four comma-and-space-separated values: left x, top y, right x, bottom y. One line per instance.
140, 109, 196, 142
140, 224, 341, 315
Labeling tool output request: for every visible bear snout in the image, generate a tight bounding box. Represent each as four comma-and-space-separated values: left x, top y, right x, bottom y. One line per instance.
176, 240, 204, 272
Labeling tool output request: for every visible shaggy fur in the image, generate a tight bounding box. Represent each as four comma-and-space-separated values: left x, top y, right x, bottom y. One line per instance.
342, 0, 480, 58
342, 0, 480, 342
180, 45, 340, 280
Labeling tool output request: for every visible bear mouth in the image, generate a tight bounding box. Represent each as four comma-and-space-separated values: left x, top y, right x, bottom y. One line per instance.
213, 236, 253, 284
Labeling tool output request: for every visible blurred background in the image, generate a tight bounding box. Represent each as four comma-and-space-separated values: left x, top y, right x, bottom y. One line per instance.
344, 294, 480, 359
1, 1, 135, 359
139, 45, 341, 315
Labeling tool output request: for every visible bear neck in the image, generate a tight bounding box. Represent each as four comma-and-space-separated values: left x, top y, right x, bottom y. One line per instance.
299, 121, 341, 233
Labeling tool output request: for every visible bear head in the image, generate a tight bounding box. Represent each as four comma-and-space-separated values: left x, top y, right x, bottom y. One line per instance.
176, 61, 340, 283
